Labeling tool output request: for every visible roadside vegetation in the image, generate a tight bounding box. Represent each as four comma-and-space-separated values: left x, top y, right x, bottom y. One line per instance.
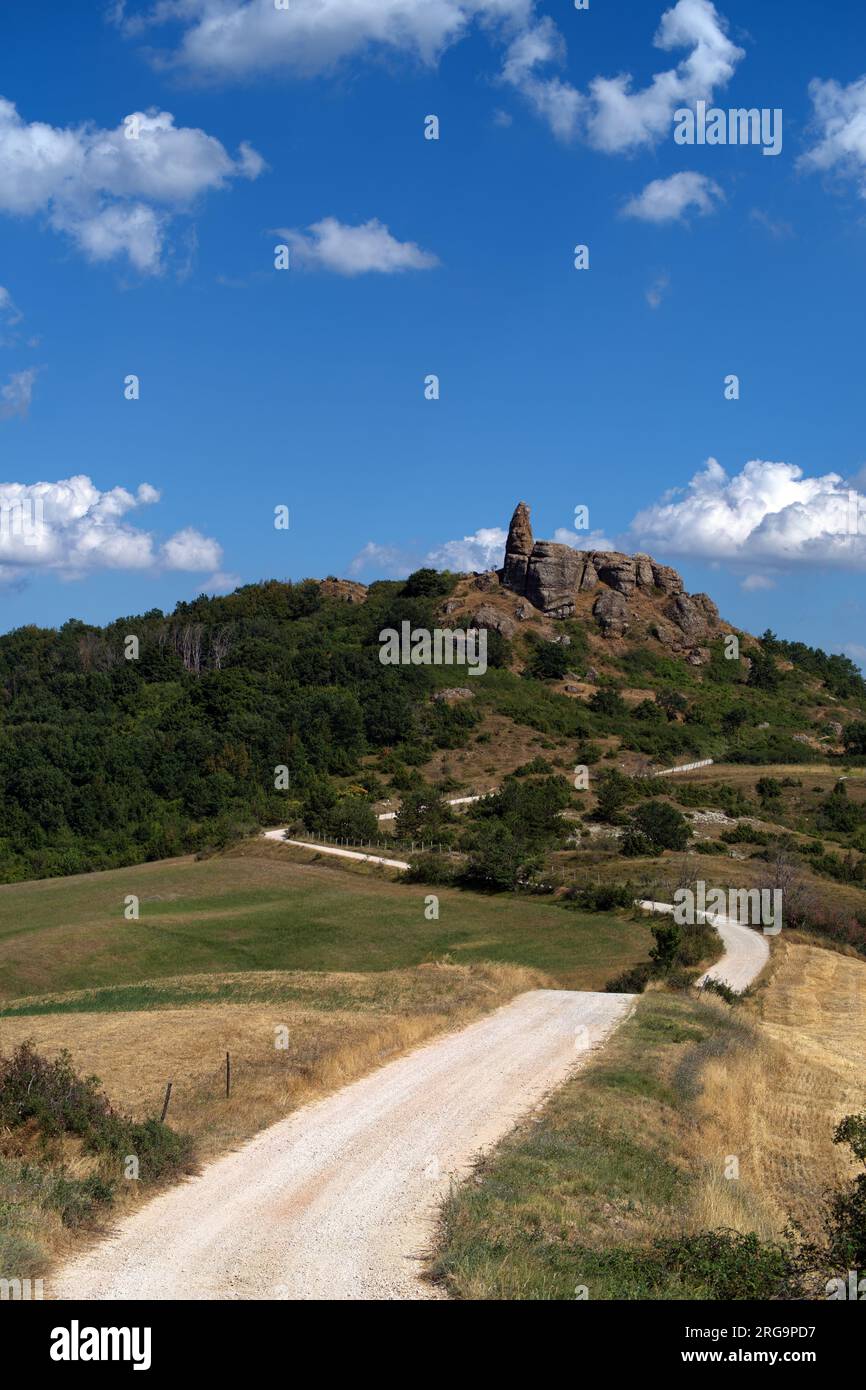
0, 961, 542, 1284
431, 942, 866, 1300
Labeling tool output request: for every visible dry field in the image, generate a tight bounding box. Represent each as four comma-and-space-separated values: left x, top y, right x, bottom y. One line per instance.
692, 940, 866, 1241
0, 961, 542, 1272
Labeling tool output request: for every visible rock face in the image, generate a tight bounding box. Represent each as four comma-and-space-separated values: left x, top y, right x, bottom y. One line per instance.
502, 502, 535, 592
498, 501, 719, 645
524, 542, 584, 617
593, 590, 631, 637
472, 604, 517, 639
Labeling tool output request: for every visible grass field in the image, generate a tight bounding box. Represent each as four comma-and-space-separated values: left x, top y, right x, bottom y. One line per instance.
430, 941, 866, 1299
0, 844, 652, 1000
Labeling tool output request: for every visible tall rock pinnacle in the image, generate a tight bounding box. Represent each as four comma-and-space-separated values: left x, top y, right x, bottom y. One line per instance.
502, 501, 534, 592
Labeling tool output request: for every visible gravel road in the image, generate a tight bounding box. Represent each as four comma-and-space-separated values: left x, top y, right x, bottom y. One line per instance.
52, 990, 634, 1302
638, 900, 770, 992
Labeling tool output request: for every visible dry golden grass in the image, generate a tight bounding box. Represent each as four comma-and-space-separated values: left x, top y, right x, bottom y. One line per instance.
690, 941, 866, 1241
0, 961, 543, 1271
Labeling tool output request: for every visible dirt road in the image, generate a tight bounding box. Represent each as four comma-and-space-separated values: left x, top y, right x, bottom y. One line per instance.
638, 900, 770, 992
52, 990, 634, 1302
261, 828, 410, 870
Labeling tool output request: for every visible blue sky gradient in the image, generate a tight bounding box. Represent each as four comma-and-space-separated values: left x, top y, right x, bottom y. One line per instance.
1, 0, 864, 665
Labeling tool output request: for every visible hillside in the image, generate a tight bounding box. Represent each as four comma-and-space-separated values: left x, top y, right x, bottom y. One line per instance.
1, 499, 865, 884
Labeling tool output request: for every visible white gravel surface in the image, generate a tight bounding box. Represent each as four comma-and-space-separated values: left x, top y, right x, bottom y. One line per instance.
52, 990, 634, 1302
637, 900, 770, 992
261, 829, 410, 870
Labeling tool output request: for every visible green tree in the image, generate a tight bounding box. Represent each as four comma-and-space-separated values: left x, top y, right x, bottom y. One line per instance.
628, 800, 690, 852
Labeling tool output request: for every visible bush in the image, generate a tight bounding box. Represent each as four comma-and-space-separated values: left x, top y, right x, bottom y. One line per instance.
605, 962, 654, 993
402, 852, 457, 886
524, 641, 570, 682
625, 800, 690, 853
0, 1043, 193, 1184
564, 882, 635, 912
701, 977, 739, 1004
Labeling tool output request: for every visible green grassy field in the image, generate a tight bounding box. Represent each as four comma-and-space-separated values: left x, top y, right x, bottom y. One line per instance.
0, 845, 652, 1002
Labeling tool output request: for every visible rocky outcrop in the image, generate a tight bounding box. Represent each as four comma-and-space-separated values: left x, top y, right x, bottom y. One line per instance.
502, 502, 534, 592
320, 578, 367, 604
432, 687, 475, 703
663, 593, 719, 643
593, 590, 631, 638
524, 542, 584, 616
472, 604, 517, 639
497, 501, 719, 645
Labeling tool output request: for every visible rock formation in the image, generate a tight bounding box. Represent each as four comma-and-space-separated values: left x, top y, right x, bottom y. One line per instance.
498, 501, 720, 648
502, 502, 535, 592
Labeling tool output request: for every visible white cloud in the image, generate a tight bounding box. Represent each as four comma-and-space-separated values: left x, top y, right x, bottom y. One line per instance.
0, 368, 38, 420
116, 0, 742, 150
199, 570, 241, 594
500, 17, 584, 142
0, 286, 22, 326
0, 99, 263, 272
160, 526, 223, 571
117, 0, 535, 78
800, 74, 866, 195
646, 271, 671, 308
623, 171, 723, 223
277, 218, 439, 275
845, 643, 866, 668
627, 458, 866, 572
0, 475, 224, 583
575, 0, 743, 151
427, 526, 508, 572
348, 541, 412, 577
741, 573, 776, 591
551, 526, 618, 551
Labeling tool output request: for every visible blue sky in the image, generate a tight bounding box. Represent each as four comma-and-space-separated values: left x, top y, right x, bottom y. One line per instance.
1, 0, 865, 665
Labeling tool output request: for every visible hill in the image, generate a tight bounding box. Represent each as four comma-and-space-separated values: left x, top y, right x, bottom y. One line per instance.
1, 498, 865, 884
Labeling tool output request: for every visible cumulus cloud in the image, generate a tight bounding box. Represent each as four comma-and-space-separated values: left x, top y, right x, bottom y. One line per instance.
349, 525, 510, 578
627, 458, 866, 572
160, 525, 223, 571
500, 16, 584, 142
528, 0, 743, 149
0, 368, 38, 420
0, 99, 263, 272
277, 218, 439, 276
623, 171, 723, 223
800, 74, 866, 195
551, 526, 618, 551
426, 526, 508, 573
116, 0, 534, 78
0, 475, 224, 583
348, 541, 413, 577
116, 0, 742, 149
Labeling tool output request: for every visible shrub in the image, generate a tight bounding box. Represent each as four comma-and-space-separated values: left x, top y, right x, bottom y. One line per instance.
605, 962, 654, 994
625, 800, 690, 853
701, 977, 739, 1004
402, 852, 457, 886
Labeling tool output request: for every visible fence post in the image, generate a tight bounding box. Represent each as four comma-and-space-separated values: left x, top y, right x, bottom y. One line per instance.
226, 1051, 231, 1099
160, 1081, 172, 1123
